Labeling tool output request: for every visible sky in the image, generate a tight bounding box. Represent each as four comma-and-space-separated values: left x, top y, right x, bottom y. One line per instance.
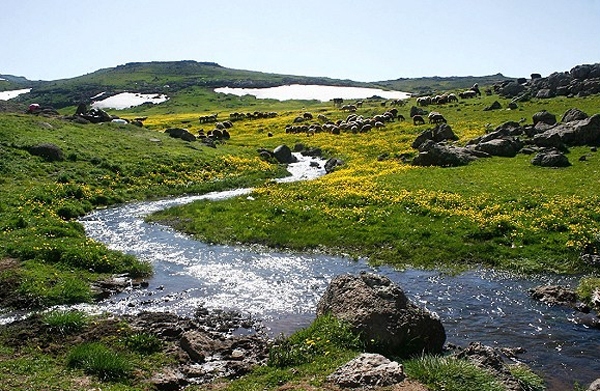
2, 0, 600, 82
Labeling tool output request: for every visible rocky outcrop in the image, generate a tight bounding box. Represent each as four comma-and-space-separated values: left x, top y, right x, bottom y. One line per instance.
529, 285, 579, 306
475, 137, 523, 157
327, 353, 405, 388
533, 114, 600, 147
496, 63, 600, 99
316, 272, 446, 356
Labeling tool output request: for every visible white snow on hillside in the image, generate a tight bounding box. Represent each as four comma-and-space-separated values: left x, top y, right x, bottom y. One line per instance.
91, 92, 169, 110
0, 88, 31, 101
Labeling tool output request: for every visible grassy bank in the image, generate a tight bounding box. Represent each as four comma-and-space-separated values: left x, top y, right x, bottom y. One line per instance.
0, 112, 286, 308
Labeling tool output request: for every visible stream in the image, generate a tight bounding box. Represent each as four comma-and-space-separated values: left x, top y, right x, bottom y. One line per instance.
69, 154, 600, 389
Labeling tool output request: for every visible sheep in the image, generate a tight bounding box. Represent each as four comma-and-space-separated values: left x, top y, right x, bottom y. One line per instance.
447, 93, 458, 103
413, 115, 425, 125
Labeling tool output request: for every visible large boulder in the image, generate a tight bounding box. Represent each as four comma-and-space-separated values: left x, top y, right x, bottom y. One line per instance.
475, 137, 523, 157
531, 148, 571, 167
28, 143, 64, 162
412, 141, 483, 167
327, 353, 405, 388
534, 114, 600, 147
273, 144, 297, 164
316, 273, 446, 356
532, 110, 557, 126
562, 108, 589, 123
165, 128, 197, 142
411, 123, 458, 149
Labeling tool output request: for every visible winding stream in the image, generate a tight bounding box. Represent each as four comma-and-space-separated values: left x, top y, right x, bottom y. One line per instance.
73, 154, 600, 390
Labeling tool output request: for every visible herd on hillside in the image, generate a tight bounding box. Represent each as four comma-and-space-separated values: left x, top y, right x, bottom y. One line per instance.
180, 83, 483, 142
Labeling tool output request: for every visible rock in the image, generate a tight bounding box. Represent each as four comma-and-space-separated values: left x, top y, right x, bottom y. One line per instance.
149, 368, 186, 391
498, 82, 525, 98
327, 353, 405, 388
324, 157, 344, 173
164, 128, 197, 142
529, 285, 578, 306
483, 101, 502, 111
411, 123, 458, 149
533, 110, 557, 126
475, 137, 523, 157
534, 114, 600, 147
273, 144, 297, 164
453, 342, 523, 391
531, 148, 571, 167
316, 272, 446, 356
562, 108, 589, 123
587, 378, 600, 391
28, 143, 64, 162
508, 101, 518, 110
536, 88, 554, 99
412, 141, 482, 167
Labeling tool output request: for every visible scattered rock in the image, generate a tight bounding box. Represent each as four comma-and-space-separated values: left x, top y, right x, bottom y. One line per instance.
475, 137, 523, 157
531, 148, 571, 167
412, 141, 482, 167
28, 143, 64, 162
483, 101, 502, 111
164, 128, 197, 142
562, 108, 589, 123
411, 123, 458, 149
533, 110, 557, 126
453, 342, 523, 391
327, 353, 405, 388
273, 144, 297, 164
324, 157, 345, 173
317, 272, 446, 356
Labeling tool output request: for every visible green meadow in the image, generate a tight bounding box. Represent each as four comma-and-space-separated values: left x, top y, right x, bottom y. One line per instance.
1, 79, 600, 390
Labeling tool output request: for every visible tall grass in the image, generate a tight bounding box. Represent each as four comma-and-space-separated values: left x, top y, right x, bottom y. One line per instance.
66, 342, 131, 381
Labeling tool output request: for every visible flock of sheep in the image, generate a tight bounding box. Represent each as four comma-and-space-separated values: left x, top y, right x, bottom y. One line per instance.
192, 83, 483, 140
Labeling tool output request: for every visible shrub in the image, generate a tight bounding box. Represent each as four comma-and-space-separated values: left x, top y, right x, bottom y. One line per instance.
42, 310, 88, 335
67, 342, 131, 381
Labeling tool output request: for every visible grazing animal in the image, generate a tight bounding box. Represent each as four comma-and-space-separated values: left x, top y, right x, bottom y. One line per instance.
413, 115, 425, 125
447, 93, 458, 103
428, 113, 447, 124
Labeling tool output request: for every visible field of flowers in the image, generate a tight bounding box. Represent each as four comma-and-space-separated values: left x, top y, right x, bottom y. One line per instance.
148, 93, 600, 274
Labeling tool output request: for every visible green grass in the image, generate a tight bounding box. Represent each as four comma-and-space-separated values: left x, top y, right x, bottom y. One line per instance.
67, 342, 132, 381
42, 310, 88, 335
148, 93, 600, 274
403, 355, 506, 391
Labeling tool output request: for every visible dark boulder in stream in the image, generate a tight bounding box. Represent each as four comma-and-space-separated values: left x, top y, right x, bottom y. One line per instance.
316, 272, 446, 356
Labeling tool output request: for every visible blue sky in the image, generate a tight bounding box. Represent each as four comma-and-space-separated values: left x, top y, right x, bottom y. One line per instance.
2, 0, 599, 82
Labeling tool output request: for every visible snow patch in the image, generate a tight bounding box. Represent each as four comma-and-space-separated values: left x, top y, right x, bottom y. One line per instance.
215, 84, 410, 102
91, 92, 169, 110
0, 88, 31, 101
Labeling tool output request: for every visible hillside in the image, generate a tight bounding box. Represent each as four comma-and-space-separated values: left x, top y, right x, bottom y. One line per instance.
4, 60, 517, 109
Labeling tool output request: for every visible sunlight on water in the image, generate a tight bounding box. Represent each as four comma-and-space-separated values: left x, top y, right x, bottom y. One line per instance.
2, 152, 593, 389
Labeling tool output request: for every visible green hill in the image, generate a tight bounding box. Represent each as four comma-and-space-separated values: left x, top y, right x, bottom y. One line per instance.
6, 60, 518, 109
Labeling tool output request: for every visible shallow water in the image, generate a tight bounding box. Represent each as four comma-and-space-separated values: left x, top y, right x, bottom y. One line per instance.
68, 154, 600, 389
214, 84, 410, 102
